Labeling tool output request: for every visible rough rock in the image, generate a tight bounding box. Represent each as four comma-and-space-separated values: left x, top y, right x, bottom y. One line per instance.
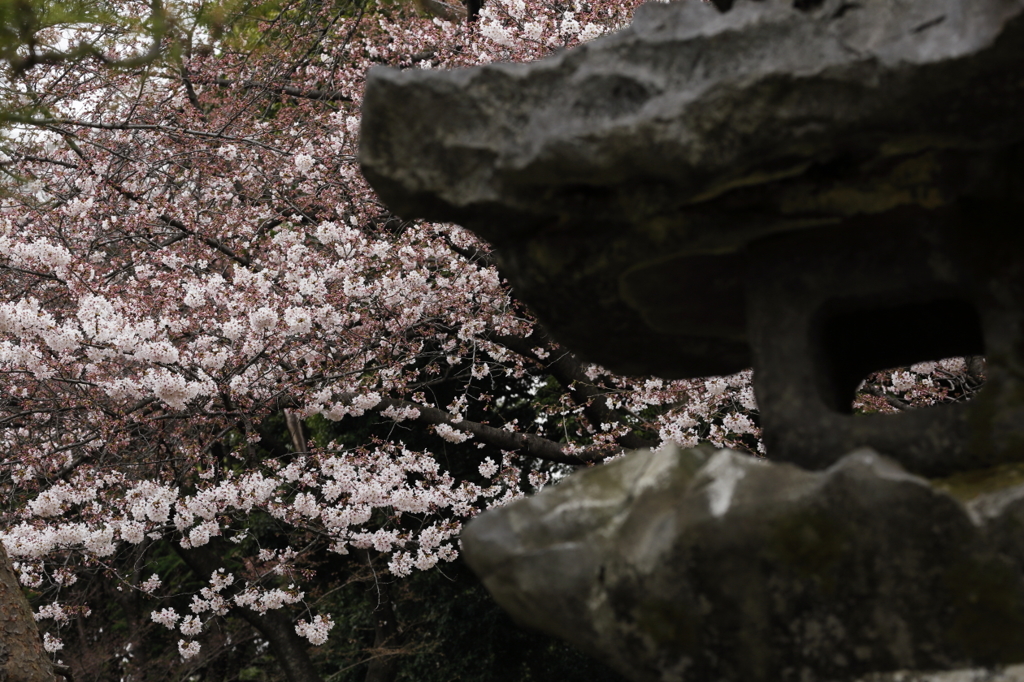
359, 0, 1024, 378
462, 446, 1024, 682
857, 666, 1024, 682
360, 0, 1024, 475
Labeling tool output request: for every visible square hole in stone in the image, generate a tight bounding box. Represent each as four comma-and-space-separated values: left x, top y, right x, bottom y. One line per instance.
813, 296, 985, 414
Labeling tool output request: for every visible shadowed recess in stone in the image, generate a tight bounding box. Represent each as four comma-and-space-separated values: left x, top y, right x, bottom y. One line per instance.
815, 298, 985, 413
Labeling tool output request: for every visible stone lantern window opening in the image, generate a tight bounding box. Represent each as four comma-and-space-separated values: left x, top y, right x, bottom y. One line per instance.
812, 294, 986, 415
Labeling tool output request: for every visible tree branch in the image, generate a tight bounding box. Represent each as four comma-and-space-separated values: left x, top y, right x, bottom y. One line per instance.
179, 65, 207, 116
205, 78, 352, 103
285, 409, 308, 454
861, 385, 911, 411
101, 178, 254, 267
26, 118, 297, 156
357, 550, 400, 682
492, 331, 657, 450
440, 232, 495, 267
332, 394, 615, 464
176, 543, 325, 682
158, 215, 252, 267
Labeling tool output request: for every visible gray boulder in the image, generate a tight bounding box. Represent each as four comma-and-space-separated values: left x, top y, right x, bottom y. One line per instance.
462, 447, 1024, 682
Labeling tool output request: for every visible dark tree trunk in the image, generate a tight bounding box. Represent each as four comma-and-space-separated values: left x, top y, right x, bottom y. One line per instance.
285, 410, 307, 455
363, 579, 400, 682
233, 607, 325, 682
0, 543, 55, 682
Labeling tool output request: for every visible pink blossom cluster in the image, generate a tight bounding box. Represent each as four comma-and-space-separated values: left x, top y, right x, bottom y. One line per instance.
295, 614, 335, 646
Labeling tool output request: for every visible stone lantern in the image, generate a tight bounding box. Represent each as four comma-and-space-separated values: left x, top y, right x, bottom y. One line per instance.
360, 2, 1024, 680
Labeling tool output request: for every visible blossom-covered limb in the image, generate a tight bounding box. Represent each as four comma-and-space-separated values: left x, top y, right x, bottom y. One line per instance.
492, 331, 657, 450
175, 543, 324, 682
331, 393, 614, 464
200, 77, 354, 103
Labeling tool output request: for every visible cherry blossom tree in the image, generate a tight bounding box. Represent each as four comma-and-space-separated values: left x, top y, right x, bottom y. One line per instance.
0, 0, 984, 678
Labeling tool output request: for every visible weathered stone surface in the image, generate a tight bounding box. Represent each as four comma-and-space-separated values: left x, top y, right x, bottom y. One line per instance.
366, 4, 1024, 678
360, 0, 1024, 376
857, 665, 1024, 682
741, 205, 1024, 477
462, 446, 1024, 682
360, 0, 1024, 475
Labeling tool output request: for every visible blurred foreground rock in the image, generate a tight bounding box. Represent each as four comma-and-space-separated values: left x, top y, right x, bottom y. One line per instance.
860, 665, 1024, 682
463, 447, 1024, 682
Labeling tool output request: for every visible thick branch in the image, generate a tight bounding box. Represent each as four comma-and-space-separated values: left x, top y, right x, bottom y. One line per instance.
440, 233, 495, 266
158, 215, 252, 267
179, 65, 207, 116
0, 263, 61, 281
206, 78, 352, 103
285, 409, 308, 454
12, 153, 79, 170
861, 385, 911, 411
30, 118, 295, 156
332, 394, 614, 464
103, 179, 253, 267
357, 551, 400, 682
